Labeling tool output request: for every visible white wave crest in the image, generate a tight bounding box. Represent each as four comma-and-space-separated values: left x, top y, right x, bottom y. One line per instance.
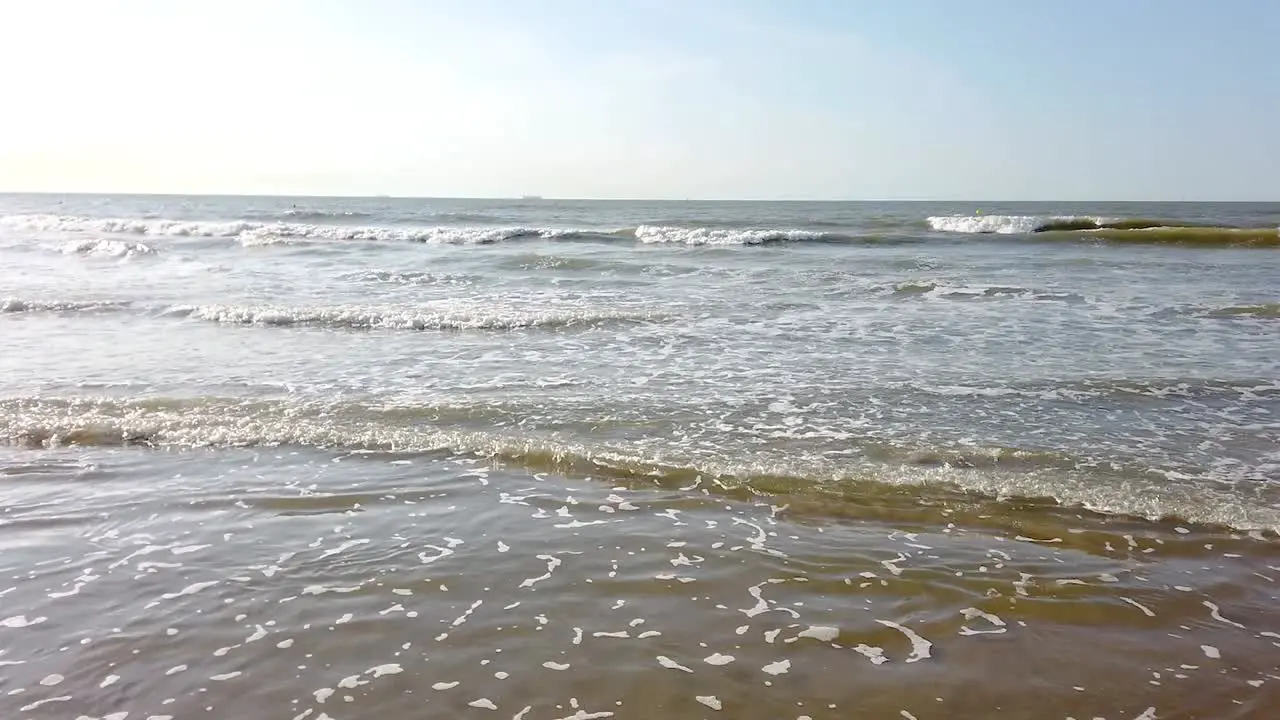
164, 303, 659, 331
278, 209, 371, 220
1, 298, 130, 313
343, 270, 474, 287
634, 225, 826, 245
890, 281, 1083, 303
60, 239, 157, 257
238, 225, 580, 246
2, 214, 255, 237
926, 215, 1105, 234
4, 213, 833, 247
3, 395, 1277, 532
1, 214, 587, 246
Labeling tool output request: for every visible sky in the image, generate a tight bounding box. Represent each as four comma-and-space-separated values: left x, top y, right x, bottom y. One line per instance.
0, 0, 1276, 200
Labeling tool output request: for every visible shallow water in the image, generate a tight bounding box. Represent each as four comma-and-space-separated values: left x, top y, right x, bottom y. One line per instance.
1, 195, 1278, 718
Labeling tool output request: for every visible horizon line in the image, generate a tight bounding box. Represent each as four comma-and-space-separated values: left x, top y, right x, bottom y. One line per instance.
0, 190, 1274, 204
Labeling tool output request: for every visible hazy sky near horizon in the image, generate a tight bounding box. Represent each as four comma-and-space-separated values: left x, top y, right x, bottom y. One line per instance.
1, 0, 1276, 200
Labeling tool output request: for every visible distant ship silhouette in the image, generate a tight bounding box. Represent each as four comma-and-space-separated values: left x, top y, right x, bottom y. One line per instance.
521, 195, 543, 201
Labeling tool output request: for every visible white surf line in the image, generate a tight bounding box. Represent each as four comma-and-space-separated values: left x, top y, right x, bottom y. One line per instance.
520, 555, 563, 589
876, 620, 933, 662
959, 608, 1008, 634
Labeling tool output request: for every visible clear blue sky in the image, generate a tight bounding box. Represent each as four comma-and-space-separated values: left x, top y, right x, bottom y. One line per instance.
1, 0, 1275, 200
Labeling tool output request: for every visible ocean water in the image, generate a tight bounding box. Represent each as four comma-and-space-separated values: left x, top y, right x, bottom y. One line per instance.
1, 194, 1278, 719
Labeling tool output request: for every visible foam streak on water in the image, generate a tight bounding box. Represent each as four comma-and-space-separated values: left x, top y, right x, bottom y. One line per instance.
1, 195, 1279, 719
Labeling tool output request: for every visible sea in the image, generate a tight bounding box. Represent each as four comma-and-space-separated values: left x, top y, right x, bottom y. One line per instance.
1, 194, 1278, 719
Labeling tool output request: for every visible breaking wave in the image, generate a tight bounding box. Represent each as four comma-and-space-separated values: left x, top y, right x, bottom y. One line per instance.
1202, 303, 1280, 319
928, 214, 1070, 234
59, 239, 157, 257
2, 213, 846, 247
162, 302, 662, 331
238, 225, 590, 246
928, 215, 1280, 246
2, 395, 1276, 532
277, 209, 372, 220
1080, 226, 1280, 247
927, 215, 1179, 234
634, 225, 827, 245
2, 296, 661, 331
2, 214, 257, 237
1, 298, 131, 313
0, 213, 592, 246
341, 270, 476, 287
8, 211, 1275, 249
889, 281, 1084, 303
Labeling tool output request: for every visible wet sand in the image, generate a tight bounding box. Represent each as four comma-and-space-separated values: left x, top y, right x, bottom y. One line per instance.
2, 447, 1277, 720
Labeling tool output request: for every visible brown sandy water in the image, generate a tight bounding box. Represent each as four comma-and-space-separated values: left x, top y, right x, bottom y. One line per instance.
2, 447, 1277, 720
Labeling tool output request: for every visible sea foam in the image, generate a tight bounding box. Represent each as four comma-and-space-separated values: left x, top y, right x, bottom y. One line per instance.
926, 215, 1104, 234
1, 298, 131, 313
2, 214, 255, 237
163, 302, 660, 331
2, 395, 1276, 533
60, 239, 157, 257
1, 214, 585, 246
238, 225, 584, 246
4, 213, 843, 247
634, 225, 827, 245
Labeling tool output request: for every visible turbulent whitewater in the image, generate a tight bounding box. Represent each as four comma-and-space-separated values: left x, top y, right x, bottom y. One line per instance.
927, 213, 1280, 246
1, 195, 1278, 720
